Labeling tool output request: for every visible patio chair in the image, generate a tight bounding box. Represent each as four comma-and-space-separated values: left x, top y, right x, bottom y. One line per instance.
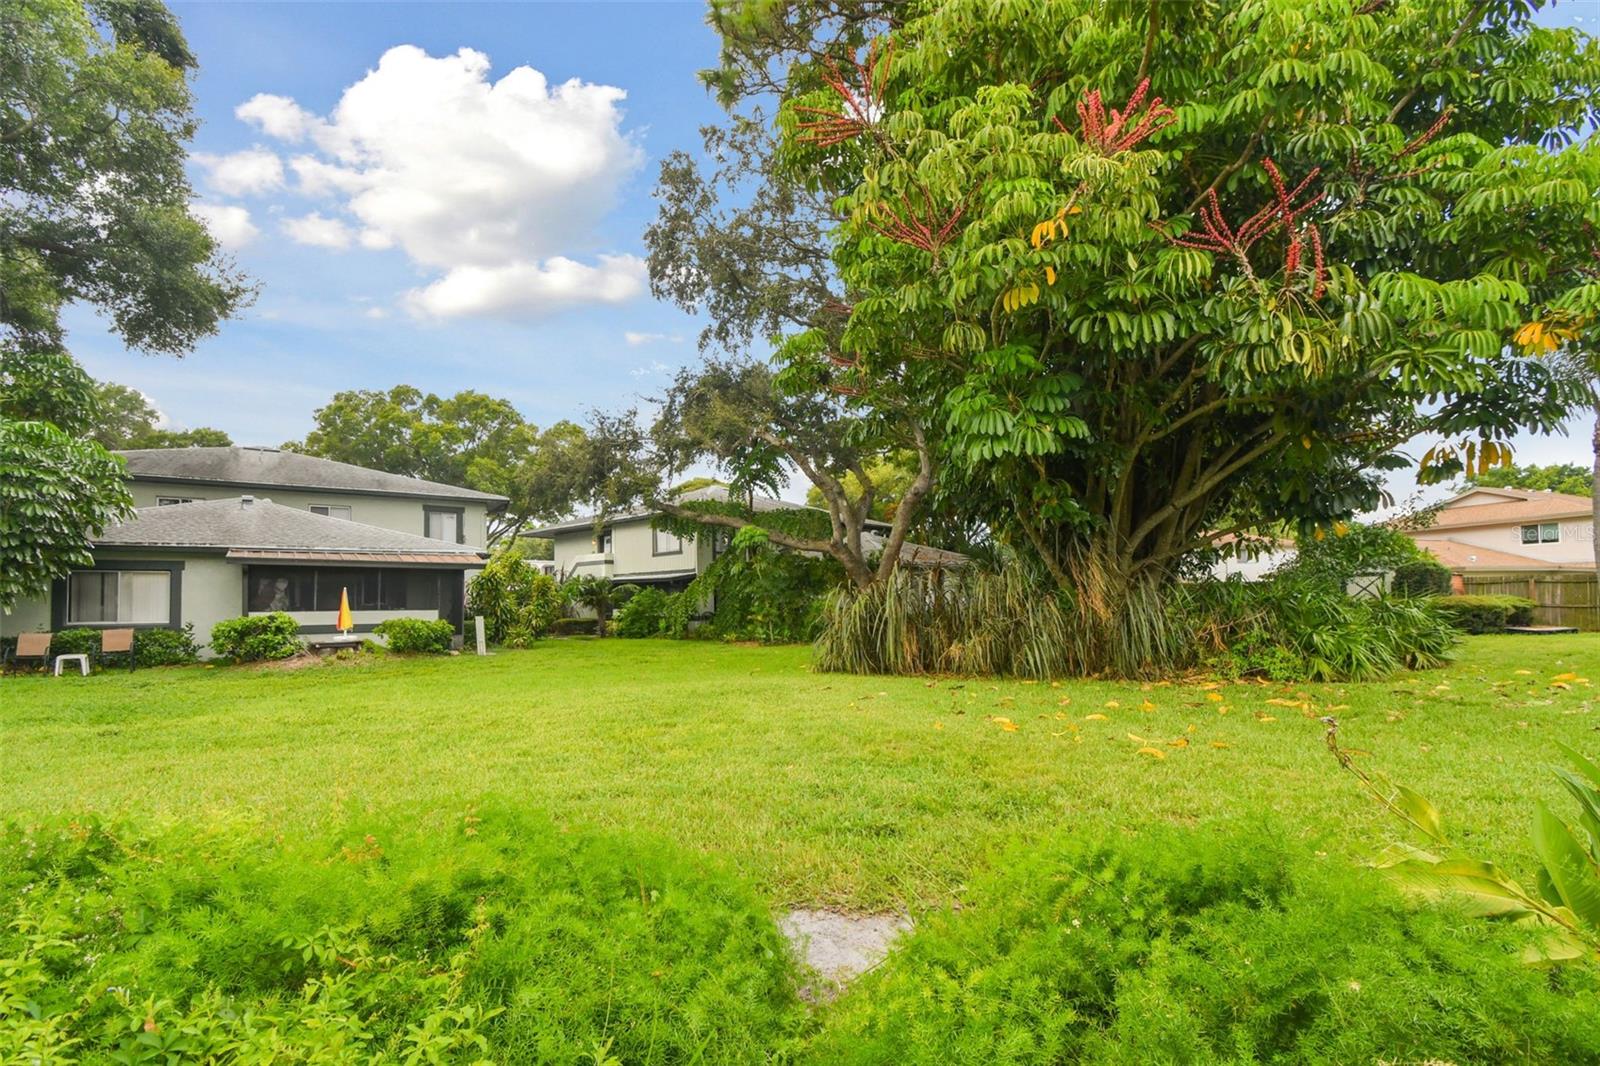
101, 628, 136, 671
5, 632, 53, 673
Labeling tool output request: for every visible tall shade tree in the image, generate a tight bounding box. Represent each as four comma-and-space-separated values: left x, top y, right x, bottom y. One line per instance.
285, 386, 581, 544
752, 0, 1600, 672
87, 380, 231, 449
1, 0, 250, 607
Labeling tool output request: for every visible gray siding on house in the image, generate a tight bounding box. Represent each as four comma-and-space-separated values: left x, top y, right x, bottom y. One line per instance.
549, 520, 714, 582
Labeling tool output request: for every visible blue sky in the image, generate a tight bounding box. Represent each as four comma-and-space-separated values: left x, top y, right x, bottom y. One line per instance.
63, 0, 1598, 506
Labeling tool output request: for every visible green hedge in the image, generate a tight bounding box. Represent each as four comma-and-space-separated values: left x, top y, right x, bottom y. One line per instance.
1432, 594, 1538, 633
550, 616, 598, 637
1392, 558, 1452, 597
209, 612, 303, 661
372, 616, 455, 654
9, 626, 203, 668
0, 809, 802, 1063
805, 827, 1600, 1065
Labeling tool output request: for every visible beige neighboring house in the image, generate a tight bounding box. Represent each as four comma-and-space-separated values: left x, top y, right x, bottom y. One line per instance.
528, 485, 963, 591
1403, 486, 1596, 572
1, 446, 508, 648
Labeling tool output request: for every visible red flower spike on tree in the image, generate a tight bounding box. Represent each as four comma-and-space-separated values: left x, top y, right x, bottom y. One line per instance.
794, 39, 894, 147
866, 188, 967, 257
1062, 78, 1177, 155
1156, 159, 1327, 297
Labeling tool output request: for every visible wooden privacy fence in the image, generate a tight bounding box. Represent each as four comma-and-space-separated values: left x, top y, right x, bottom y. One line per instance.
1460, 572, 1600, 631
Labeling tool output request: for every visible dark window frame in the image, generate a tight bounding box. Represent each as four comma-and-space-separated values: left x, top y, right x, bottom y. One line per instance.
424, 505, 466, 544
155, 496, 200, 506
310, 504, 353, 521
651, 525, 685, 557
51, 560, 184, 631
1520, 524, 1541, 544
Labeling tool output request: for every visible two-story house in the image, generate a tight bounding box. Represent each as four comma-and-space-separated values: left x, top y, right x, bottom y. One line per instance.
528, 485, 963, 589
1, 446, 508, 645
1404, 486, 1596, 572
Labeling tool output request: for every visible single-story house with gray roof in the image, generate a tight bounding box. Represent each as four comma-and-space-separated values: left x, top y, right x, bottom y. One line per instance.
2, 447, 505, 650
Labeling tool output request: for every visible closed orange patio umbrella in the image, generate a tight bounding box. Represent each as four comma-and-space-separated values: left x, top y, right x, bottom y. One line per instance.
336, 586, 354, 634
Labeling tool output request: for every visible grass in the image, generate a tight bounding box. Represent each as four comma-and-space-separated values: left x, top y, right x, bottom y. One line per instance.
3, 634, 1595, 910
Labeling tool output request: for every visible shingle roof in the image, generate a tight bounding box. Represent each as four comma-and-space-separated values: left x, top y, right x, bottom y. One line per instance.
95, 497, 486, 561
526, 485, 891, 537
117, 446, 508, 507
1412, 538, 1595, 572
1427, 488, 1592, 529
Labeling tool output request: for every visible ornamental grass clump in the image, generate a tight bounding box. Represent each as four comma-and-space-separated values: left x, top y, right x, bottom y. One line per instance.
0, 806, 803, 1064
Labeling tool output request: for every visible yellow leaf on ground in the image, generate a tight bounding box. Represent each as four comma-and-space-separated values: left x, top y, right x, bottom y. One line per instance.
1168, 737, 1189, 748
1515, 669, 1534, 676
1105, 700, 1121, 708
1127, 732, 1150, 744
1136, 747, 1167, 760
1084, 713, 1108, 721
1210, 741, 1231, 749
991, 717, 1018, 732
1140, 700, 1157, 712
1553, 672, 1579, 682
1206, 693, 1224, 702
1256, 714, 1277, 723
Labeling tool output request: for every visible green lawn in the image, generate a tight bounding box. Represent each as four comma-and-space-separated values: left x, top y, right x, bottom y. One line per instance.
3, 635, 1595, 910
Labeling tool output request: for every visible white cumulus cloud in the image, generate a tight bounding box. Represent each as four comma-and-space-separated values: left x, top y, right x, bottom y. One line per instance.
193, 147, 284, 196
239, 44, 644, 319
405, 254, 646, 319
236, 93, 317, 142
190, 203, 259, 250
282, 212, 355, 249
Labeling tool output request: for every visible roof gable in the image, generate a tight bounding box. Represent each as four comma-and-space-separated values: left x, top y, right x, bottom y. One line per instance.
117, 447, 508, 507
96, 497, 486, 557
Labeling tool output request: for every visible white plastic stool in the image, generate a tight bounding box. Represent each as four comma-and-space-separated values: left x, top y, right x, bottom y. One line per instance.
53, 654, 89, 677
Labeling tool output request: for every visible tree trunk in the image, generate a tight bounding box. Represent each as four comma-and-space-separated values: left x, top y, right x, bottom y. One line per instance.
1040, 531, 1181, 678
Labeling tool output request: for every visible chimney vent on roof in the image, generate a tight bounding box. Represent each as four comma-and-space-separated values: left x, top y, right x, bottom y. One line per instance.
241, 495, 254, 507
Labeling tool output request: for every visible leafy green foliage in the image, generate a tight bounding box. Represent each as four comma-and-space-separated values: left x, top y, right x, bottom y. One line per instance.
2, 0, 247, 606
46, 624, 200, 667
466, 544, 562, 646
746, 0, 1600, 670
87, 379, 230, 449
1468, 462, 1593, 497
818, 566, 1456, 682
372, 617, 454, 654
1186, 576, 1458, 681
563, 576, 636, 638
1431, 594, 1538, 633
1393, 558, 1453, 598
805, 825, 1600, 1065
283, 386, 582, 542
1332, 728, 1600, 964
613, 586, 672, 638
1281, 521, 1428, 588
667, 525, 838, 643
209, 612, 302, 662
0, 417, 133, 608
0, 806, 803, 1063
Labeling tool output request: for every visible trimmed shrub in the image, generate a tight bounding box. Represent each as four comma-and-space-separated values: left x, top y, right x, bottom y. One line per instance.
1393, 558, 1452, 597
805, 827, 1600, 1065
209, 612, 302, 661
614, 586, 671, 637
133, 624, 202, 666
1432, 594, 1538, 633
550, 617, 597, 637
466, 546, 561, 644
37, 627, 199, 667
0, 808, 802, 1063
372, 616, 454, 654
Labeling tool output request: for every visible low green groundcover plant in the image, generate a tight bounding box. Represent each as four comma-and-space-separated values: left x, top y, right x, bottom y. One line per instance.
805, 827, 1600, 1065
209, 612, 303, 662
1431, 594, 1539, 633
0, 807, 802, 1064
372, 616, 454, 654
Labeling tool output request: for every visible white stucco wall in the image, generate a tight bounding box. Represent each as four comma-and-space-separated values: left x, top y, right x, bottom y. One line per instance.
129, 481, 491, 549
549, 519, 713, 581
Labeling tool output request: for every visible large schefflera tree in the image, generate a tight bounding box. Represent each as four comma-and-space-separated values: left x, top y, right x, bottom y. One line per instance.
772, 0, 1600, 672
